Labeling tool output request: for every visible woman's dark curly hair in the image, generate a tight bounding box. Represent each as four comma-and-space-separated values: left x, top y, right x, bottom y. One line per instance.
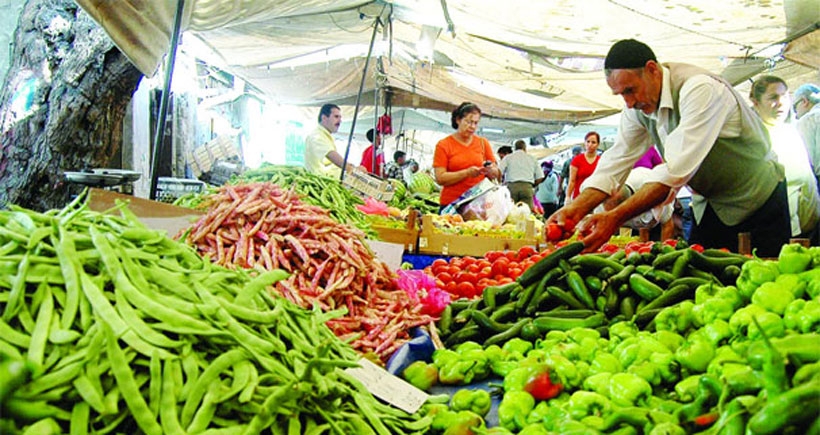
451, 102, 482, 129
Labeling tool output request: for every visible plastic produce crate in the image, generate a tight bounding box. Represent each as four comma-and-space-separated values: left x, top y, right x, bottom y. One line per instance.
155, 177, 206, 203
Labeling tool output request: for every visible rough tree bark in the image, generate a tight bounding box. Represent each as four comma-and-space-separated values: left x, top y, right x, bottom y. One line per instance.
0, 0, 142, 211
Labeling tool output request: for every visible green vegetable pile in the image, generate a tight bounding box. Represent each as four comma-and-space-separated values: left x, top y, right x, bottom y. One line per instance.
0, 191, 430, 434
420, 242, 820, 434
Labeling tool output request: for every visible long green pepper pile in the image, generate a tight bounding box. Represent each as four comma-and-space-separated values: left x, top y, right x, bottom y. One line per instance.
0, 191, 431, 434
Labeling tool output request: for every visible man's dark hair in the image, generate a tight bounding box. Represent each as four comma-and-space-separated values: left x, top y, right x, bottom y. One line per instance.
604, 39, 657, 72
451, 102, 482, 129
366, 128, 376, 143
497, 146, 513, 156
393, 150, 406, 162
317, 104, 340, 123
514, 140, 526, 151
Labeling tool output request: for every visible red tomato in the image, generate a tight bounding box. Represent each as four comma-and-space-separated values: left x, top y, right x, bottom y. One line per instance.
662, 239, 678, 248
466, 263, 481, 274
431, 265, 448, 276
449, 258, 463, 268
508, 267, 523, 280
445, 281, 457, 294
461, 272, 478, 285
431, 259, 449, 269
455, 282, 476, 298
517, 246, 537, 260
437, 272, 453, 284
485, 251, 504, 262
447, 265, 461, 276
505, 251, 518, 261
478, 267, 492, 280
435, 279, 445, 288
476, 259, 492, 270
491, 259, 509, 277
497, 277, 514, 285
461, 257, 476, 266
690, 243, 705, 253
546, 223, 563, 242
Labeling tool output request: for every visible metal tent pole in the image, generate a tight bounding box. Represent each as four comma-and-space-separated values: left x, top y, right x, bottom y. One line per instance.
149, 0, 186, 200
340, 12, 382, 181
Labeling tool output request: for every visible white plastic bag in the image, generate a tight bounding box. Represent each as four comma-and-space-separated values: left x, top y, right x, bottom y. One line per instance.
458, 185, 513, 226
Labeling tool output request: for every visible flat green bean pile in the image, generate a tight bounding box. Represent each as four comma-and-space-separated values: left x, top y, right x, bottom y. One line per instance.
0, 190, 432, 434
231, 164, 377, 238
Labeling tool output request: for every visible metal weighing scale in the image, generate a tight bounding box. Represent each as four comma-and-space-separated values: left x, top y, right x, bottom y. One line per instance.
64, 168, 141, 195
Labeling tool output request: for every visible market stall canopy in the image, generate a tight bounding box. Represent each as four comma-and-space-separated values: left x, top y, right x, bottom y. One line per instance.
76, 0, 819, 127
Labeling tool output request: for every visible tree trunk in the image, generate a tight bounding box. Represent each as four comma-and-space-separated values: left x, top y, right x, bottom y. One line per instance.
0, 0, 142, 211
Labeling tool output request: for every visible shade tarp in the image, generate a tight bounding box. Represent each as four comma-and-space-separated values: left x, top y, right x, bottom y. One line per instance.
75, 0, 820, 128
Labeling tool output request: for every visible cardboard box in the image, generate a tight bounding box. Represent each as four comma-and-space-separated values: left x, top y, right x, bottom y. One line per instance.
87, 188, 204, 237
371, 210, 419, 253
417, 214, 539, 257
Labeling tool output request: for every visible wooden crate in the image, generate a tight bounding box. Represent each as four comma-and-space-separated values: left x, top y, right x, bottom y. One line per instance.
417, 215, 539, 257
371, 210, 419, 253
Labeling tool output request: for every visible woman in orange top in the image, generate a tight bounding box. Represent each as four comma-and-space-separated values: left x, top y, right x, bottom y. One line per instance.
433, 102, 501, 207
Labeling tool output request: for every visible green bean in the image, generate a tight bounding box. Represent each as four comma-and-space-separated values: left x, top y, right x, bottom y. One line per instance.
69, 401, 90, 435
160, 359, 187, 435
114, 288, 180, 349
0, 337, 23, 360
72, 374, 108, 415
221, 359, 253, 403
3, 251, 30, 321
238, 362, 258, 404
103, 323, 163, 435
0, 316, 31, 347
187, 382, 221, 433
28, 282, 53, 370
20, 416, 61, 435
234, 269, 289, 307
181, 349, 249, 428
148, 351, 162, 417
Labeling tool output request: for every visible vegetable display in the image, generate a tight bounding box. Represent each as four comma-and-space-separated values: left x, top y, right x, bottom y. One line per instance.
182, 182, 434, 361
418, 241, 820, 434
0, 192, 431, 434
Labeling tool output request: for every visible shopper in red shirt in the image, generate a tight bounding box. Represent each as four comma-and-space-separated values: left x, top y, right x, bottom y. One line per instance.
359, 128, 385, 177
565, 131, 601, 202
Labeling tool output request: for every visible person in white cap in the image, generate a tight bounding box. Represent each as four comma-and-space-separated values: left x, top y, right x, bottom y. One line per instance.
793, 83, 820, 185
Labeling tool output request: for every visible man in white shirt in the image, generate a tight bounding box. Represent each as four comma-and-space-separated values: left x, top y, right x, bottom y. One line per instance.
498, 140, 544, 211
547, 39, 789, 257
304, 104, 360, 177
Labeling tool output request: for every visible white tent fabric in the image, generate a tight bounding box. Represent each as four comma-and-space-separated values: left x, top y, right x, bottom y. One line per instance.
76, 0, 819, 128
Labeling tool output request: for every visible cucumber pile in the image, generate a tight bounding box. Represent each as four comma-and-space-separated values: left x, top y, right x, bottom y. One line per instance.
437, 241, 748, 347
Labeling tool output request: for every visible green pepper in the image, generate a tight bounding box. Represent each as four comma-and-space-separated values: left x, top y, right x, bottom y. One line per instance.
537, 402, 572, 432
589, 351, 623, 376
583, 372, 612, 397
705, 345, 744, 378
649, 351, 680, 384
428, 404, 456, 431
778, 243, 813, 274
525, 400, 550, 425
627, 361, 662, 386
675, 334, 716, 374
517, 423, 550, 435
609, 372, 652, 407
451, 388, 492, 417
806, 275, 820, 298
691, 285, 742, 327
674, 375, 702, 403
502, 338, 533, 357
653, 330, 685, 353
745, 325, 788, 397
442, 410, 485, 435
736, 259, 779, 301
503, 362, 543, 392
647, 422, 686, 435
544, 354, 582, 389
567, 390, 612, 420
697, 319, 731, 346
675, 374, 722, 422
792, 360, 820, 386
775, 273, 806, 298
402, 360, 439, 391
728, 304, 768, 337
751, 281, 795, 315
498, 391, 536, 431
783, 298, 820, 333
566, 327, 601, 343
609, 321, 639, 341
746, 311, 786, 340
654, 301, 695, 334
721, 364, 763, 395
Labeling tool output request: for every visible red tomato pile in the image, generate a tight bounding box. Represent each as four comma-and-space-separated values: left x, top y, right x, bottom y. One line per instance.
424, 245, 548, 299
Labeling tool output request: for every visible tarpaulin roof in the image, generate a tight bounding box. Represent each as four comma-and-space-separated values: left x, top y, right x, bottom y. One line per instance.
77, 0, 819, 131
